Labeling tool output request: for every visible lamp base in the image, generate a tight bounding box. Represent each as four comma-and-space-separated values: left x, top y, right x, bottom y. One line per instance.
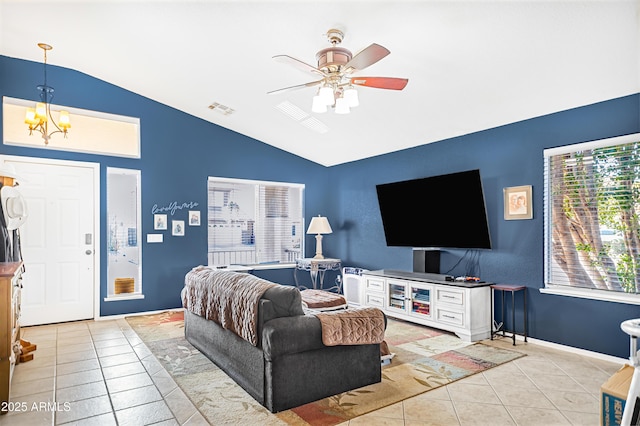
314, 234, 325, 259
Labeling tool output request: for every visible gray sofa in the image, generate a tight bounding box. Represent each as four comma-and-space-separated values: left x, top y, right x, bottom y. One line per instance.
182, 273, 384, 413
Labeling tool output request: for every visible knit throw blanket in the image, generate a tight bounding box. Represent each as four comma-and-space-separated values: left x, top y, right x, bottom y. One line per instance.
182, 267, 276, 346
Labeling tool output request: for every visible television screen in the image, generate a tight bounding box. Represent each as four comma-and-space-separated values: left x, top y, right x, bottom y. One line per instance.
376, 169, 492, 249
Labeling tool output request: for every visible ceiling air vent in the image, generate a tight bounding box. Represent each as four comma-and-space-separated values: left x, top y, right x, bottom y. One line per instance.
275, 101, 328, 134
208, 102, 235, 116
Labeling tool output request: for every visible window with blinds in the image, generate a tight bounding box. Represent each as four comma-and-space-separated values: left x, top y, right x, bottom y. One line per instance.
207, 177, 304, 266
544, 133, 640, 300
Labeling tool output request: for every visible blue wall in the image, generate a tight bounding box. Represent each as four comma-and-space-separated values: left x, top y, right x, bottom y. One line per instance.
0, 55, 330, 316
328, 94, 640, 358
2, 55, 639, 357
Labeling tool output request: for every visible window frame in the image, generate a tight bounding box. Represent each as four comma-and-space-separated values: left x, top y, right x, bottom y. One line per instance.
3, 97, 141, 158
542, 133, 640, 305
207, 176, 305, 268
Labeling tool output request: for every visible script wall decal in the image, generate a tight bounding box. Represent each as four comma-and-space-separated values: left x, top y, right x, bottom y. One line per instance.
152, 201, 199, 216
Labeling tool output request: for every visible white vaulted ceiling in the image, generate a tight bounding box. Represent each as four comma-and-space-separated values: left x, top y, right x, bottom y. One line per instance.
1, 0, 638, 166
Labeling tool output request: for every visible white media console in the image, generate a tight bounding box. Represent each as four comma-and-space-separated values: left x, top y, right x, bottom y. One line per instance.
360, 270, 492, 342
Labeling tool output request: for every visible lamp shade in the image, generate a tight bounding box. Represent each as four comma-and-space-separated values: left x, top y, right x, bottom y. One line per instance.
24, 108, 38, 125
35, 103, 47, 121
58, 110, 71, 130
307, 216, 332, 234
312, 95, 328, 113
334, 97, 350, 114
344, 86, 359, 107
319, 86, 335, 106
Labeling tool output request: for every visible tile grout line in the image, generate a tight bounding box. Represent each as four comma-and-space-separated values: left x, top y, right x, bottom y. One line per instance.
54, 323, 107, 426
47, 321, 181, 426
480, 368, 521, 426
443, 384, 461, 425
119, 321, 181, 425
510, 356, 577, 424
89, 324, 118, 426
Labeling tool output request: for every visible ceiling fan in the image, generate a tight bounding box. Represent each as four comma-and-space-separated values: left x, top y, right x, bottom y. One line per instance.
268, 29, 408, 114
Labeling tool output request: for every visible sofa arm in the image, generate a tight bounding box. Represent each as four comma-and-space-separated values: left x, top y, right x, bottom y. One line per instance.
262, 315, 325, 361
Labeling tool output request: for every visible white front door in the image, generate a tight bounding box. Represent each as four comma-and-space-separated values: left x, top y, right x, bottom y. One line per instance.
6, 157, 98, 326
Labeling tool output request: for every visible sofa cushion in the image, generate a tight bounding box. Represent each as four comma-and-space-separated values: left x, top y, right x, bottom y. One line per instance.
300, 289, 348, 311
261, 315, 325, 361
256, 285, 305, 348
262, 285, 304, 319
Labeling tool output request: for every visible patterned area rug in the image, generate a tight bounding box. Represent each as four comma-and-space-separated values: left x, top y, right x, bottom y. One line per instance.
126, 311, 525, 425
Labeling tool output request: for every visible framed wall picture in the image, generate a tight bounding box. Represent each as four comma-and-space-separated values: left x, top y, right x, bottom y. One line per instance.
172, 220, 185, 236
188, 210, 200, 226
154, 214, 167, 230
504, 185, 533, 220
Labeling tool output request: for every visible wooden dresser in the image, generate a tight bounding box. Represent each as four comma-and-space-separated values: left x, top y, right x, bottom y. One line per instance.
0, 262, 22, 413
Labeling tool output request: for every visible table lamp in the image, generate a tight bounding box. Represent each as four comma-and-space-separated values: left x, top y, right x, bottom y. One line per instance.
307, 215, 332, 259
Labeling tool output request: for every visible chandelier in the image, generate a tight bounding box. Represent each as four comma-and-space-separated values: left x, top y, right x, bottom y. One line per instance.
24, 43, 71, 145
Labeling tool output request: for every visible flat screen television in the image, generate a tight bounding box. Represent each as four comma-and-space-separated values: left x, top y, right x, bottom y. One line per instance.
376, 169, 492, 249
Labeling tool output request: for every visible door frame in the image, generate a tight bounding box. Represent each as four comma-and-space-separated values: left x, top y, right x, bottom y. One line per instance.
1, 154, 101, 321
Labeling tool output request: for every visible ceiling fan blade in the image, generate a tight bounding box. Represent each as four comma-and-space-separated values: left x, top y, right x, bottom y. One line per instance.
267, 79, 323, 95
273, 55, 325, 77
344, 43, 390, 72
350, 77, 409, 90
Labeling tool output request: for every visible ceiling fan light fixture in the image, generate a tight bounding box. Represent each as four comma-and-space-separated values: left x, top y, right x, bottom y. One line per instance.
334, 97, 350, 114
344, 86, 359, 108
311, 95, 328, 113
269, 29, 408, 117
319, 85, 335, 106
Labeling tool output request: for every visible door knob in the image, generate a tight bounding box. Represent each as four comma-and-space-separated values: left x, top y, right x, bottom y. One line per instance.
85, 250, 93, 255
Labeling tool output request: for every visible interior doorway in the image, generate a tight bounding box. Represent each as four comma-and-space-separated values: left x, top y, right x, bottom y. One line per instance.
3, 155, 100, 326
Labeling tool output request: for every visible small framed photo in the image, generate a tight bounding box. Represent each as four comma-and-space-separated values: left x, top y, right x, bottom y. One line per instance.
504, 185, 533, 220
188, 210, 201, 226
154, 214, 167, 230
172, 220, 185, 236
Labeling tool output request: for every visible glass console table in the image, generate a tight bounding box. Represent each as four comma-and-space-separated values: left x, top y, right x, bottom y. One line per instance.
294, 258, 342, 292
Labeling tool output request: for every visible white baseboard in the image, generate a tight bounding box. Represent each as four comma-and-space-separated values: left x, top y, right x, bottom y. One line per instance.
505, 334, 628, 365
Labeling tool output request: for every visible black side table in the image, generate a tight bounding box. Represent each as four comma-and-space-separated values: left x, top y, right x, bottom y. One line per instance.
490, 284, 527, 345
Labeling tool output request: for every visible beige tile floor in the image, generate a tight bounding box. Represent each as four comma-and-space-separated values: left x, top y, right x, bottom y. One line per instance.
0, 318, 626, 425
343, 336, 625, 426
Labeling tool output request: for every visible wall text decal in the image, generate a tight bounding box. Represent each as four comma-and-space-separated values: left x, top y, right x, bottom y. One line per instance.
152, 201, 199, 216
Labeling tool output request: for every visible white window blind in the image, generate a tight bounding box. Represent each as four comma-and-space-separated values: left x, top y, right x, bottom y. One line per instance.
208, 177, 304, 266
544, 133, 640, 297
